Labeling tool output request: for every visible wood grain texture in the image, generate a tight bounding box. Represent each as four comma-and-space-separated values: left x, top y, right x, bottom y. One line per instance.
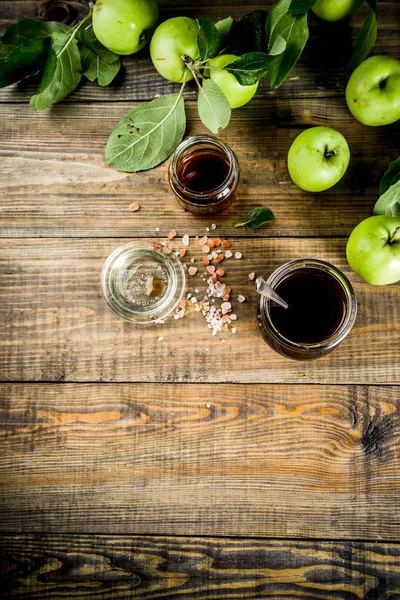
1, 100, 399, 238
0, 383, 400, 539
1, 237, 400, 384
1, 534, 400, 599
0, 2, 399, 103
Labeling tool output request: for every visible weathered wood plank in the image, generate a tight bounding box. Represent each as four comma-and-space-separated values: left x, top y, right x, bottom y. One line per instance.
1, 534, 400, 599
1, 237, 399, 384
1, 100, 399, 238
0, 383, 400, 539
0, 2, 399, 103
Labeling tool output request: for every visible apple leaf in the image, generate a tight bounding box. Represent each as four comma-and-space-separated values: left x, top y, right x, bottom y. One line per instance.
30, 31, 82, 110
289, 0, 317, 16
225, 10, 269, 54
225, 41, 285, 85
106, 93, 186, 172
0, 20, 68, 87
197, 78, 231, 134
266, 0, 309, 88
380, 158, 400, 196
235, 206, 275, 228
215, 17, 234, 39
373, 180, 400, 219
196, 17, 222, 61
80, 46, 121, 86
77, 28, 120, 86
76, 28, 120, 64
348, 8, 378, 70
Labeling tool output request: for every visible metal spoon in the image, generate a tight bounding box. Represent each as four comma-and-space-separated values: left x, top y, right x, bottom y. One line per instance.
255, 276, 289, 309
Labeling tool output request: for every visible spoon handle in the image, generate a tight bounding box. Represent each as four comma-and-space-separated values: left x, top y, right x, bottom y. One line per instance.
255, 277, 289, 309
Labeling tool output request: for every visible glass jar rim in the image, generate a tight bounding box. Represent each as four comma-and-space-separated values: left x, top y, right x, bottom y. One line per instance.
168, 134, 238, 204
101, 241, 186, 324
260, 258, 357, 351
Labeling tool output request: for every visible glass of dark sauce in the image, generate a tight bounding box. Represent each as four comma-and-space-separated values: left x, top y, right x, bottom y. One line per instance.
168, 135, 239, 215
259, 259, 357, 360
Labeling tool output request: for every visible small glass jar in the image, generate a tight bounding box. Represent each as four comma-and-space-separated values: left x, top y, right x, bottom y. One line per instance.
168, 135, 240, 215
259, 259, 357, 360
101, 241, 185, 324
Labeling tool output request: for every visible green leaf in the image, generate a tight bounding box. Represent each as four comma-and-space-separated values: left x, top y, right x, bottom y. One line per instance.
215, 17, 234, 39
380, 158, 400, 196
0, 19, 69, 88
289, 0, 317, 16
30, 30, 82, 109
226, 10, 269, 54
80, 46, 121, 86
106, 93, 186, 172
76, 28, 120, 64
348, 9, 377, 70
197, 78, 231, 134
266, 0, 309, 88
235, 206, 275, 228
196, 17, 221, 61
373, 180, 400, 219
226, 43, 285, 86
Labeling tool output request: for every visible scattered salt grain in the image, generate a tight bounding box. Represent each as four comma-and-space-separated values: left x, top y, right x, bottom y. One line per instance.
206, 227, 210, 232
168, 230, 177, 240
155, 226, 160, 232
211, 224, 217, 230
191, 258, 195, 263
174, 314, 180, 320
199, 236, 208, 246
234, 252, 242, 259
129, 202, 140, 212
230, 314, 237, 320
191, 297, 198, 303
231, 328, 237, 334
194, 288, 199, 294
225, 250, 233, 258
221, 301, 231, 315
221, 339, 225, 343
182, 234, 190, 247
248, 272, 256, 280
238, 295, 246, 303
187, 293, 192, 299
179, 248, 187, 258
158, 336, 163, 341
188, 266, 197, 276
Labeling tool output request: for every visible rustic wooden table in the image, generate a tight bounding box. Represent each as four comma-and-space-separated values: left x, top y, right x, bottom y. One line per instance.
1, 0, 400, 598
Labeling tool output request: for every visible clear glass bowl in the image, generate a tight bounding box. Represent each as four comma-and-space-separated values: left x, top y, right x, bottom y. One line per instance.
101, 241, 185, 324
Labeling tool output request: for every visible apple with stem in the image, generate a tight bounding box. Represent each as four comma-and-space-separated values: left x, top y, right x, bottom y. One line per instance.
150, 17, 199, 83
346, 215, 400, 285
346, 55, 400, 126
312, 0, 364, 22
287, 126, 350, 192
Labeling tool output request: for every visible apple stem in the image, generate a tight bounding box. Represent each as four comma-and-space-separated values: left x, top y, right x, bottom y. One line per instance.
324, 146, 336, 160
388, 227, 400, 245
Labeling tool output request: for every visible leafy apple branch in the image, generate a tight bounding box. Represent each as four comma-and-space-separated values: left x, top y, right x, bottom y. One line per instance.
0, 0, 381, 173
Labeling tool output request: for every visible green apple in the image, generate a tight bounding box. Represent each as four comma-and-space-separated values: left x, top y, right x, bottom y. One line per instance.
346, 215, 400, 285
93, 0, 159, 55
208, 54, 258, 109
150, 17, 199, 83
312, 0, 363, 21
287, 126, 350, 192
346, 55, 400, 126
